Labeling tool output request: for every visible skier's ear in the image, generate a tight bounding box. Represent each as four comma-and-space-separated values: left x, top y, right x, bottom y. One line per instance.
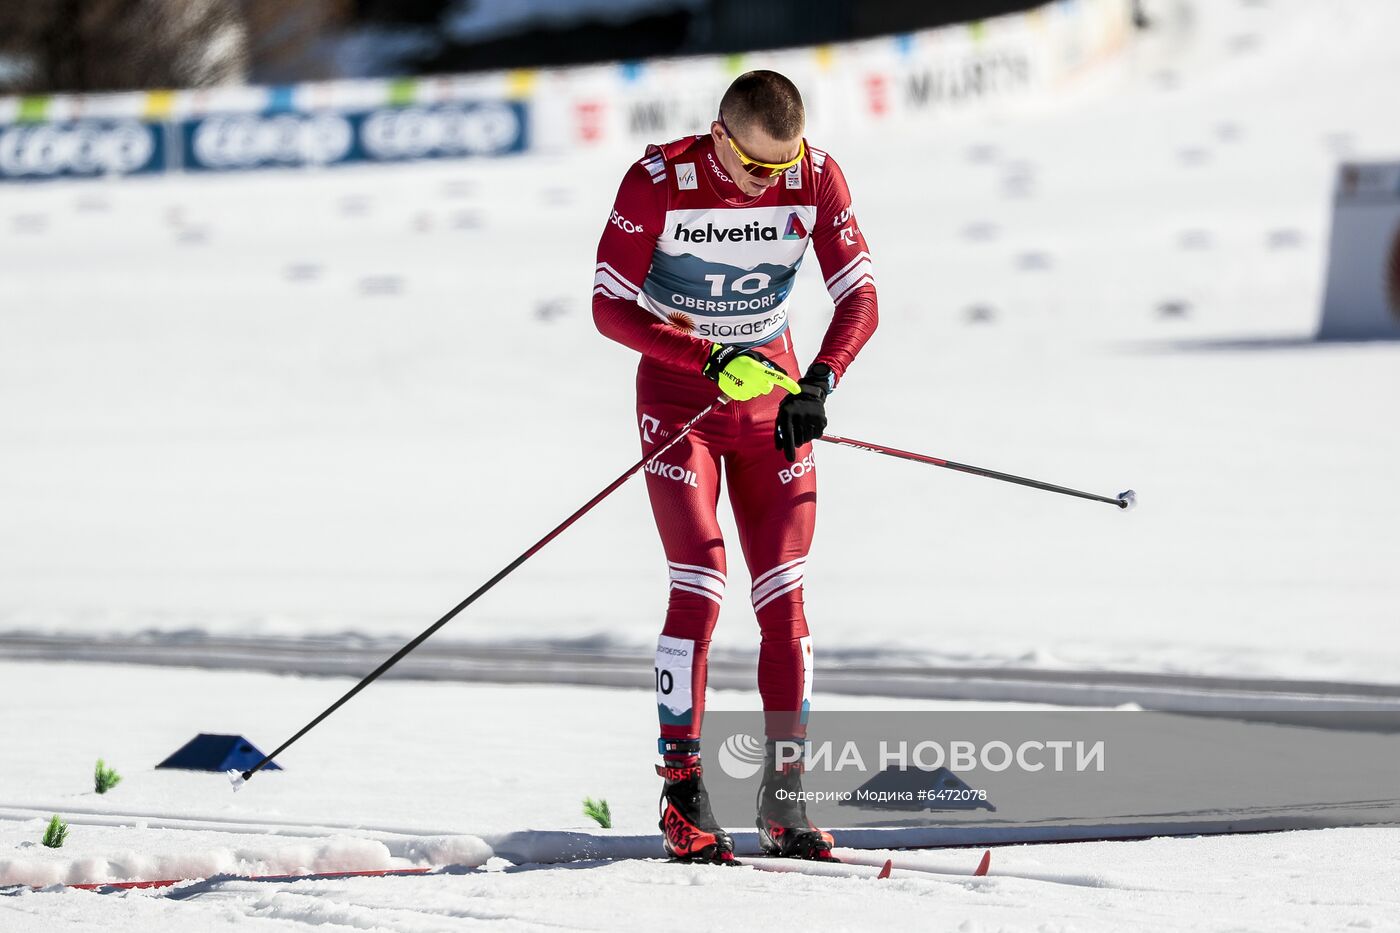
710, 121, 725, 145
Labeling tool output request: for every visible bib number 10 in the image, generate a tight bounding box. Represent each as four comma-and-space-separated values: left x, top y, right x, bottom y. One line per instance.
704, 272, 771, 297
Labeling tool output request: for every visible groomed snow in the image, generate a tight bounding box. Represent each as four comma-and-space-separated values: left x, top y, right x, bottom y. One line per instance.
3, 0, 1400, 927
3, 1, 1399, 688
1, 661, 1397, 931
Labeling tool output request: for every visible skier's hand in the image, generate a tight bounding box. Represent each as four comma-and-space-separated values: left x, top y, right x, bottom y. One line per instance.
703, 344, 800, 402
774, 364, 832, 463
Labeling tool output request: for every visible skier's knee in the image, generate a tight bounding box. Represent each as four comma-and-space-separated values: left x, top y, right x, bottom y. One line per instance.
750, 557, 806, 617
667, 561, 726, 616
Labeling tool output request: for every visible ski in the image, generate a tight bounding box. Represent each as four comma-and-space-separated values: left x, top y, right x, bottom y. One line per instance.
2, 848, 993, 896
837, 849, 1115, 888
744, 855, 888, 880
744, 848, 990, 882
830, 848, 992, 878
0, 865, 455, 897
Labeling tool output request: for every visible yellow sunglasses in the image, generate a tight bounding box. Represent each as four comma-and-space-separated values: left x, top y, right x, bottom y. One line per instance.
718, 116, 806, 178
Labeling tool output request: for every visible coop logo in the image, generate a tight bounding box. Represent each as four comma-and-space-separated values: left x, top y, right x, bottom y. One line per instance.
778, 452, 815, 485
717, 732, 765, 779
361, 103, 523, 159
645, 459, 699, 487
673, 220, 779, 243
1388, 223, 1400, 323
189, 113, 354, 169
0, 122, 158, 178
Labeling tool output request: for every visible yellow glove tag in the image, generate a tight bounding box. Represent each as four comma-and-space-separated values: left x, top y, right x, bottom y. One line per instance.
718, 355, 801, 402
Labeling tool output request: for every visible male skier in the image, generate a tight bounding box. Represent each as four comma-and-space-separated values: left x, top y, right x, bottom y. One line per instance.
592, 71, 878, 862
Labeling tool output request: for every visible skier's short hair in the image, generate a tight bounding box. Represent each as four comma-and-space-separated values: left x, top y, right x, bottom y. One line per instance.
719, 71, 805, 141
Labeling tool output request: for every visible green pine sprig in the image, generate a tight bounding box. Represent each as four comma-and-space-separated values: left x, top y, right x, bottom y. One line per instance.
94, 759, 122, 795
42, 815, 69, 849
582, 797, 612, 829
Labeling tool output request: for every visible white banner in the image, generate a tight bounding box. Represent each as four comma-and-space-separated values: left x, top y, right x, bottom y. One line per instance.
527, 0, 1132, 150
0, 0, 1131, 157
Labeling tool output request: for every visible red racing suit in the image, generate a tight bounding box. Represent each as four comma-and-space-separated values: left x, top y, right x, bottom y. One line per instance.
592, 134, 877, 750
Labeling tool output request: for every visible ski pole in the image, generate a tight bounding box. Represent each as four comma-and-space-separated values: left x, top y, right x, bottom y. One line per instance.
233, 397, 729, 788
817, 433, 1136, 510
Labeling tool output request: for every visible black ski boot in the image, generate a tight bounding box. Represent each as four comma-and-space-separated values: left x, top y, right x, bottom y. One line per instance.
755, 743, 836, 860
657, 761, 737, 865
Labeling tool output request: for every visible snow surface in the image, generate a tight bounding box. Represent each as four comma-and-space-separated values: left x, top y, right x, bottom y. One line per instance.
3, 0, 1400, 927
8, 832, 1400, 933
1, 661, 1398, 931
0, 662, 1072, 849
3, 0, 1399, 689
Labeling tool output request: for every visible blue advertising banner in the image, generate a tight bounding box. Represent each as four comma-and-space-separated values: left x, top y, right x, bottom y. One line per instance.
180, 101, 528, 173
0, 100, 528, 181
0, 121, 165, 180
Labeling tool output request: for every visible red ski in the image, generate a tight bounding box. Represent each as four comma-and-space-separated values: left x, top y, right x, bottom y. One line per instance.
744, 849, 991, 881
2, 866, 444, 895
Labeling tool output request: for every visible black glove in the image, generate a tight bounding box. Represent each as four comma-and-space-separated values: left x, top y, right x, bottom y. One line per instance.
774, 363, 832, 463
